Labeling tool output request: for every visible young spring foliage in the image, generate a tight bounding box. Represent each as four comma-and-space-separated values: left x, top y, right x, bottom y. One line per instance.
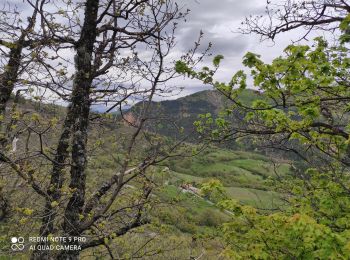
176, 37, 350, 258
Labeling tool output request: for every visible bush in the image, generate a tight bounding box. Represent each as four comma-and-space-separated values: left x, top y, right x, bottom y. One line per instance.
197, 209, 226, 227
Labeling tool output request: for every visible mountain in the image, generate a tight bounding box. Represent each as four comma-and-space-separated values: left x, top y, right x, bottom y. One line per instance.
0, 89, 291, 259
125, 89, 261, 140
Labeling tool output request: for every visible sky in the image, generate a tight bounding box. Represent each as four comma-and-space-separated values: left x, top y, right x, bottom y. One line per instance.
170, 0, 313, 98
4, 0, 325, 108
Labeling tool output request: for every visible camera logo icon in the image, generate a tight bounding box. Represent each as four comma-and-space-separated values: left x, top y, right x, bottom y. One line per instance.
11, 237, 24, 251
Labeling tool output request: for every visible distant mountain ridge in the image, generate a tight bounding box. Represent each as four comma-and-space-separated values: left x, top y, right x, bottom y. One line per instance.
125, 88, 261, 139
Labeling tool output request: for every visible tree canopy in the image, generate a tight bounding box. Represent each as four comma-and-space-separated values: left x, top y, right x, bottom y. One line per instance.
176, 1, 350, 258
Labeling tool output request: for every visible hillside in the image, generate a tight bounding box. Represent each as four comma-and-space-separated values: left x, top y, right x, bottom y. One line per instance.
1, 0, 348, 259
125, 89, 261, 140
1, 90, 291, 259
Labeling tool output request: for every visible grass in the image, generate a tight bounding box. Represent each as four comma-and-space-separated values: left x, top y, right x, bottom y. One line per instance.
155, 185, 230, 234
232, 159, 290, 178
167, 148, 289, 184
171, 171, 205, 183
165, 147, 290, 208
225, 187, 281, 209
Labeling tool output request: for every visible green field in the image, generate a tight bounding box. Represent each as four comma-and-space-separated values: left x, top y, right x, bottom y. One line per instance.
164, 147, 290, 209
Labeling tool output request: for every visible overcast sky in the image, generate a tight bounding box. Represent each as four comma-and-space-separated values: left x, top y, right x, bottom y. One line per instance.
170, 0, 316, 98
6, 0, 324, 107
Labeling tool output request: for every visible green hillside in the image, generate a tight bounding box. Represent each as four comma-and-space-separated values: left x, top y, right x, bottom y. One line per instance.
126, 89, 261, 139
164, 147, 289, 209
1, 90, 291, 259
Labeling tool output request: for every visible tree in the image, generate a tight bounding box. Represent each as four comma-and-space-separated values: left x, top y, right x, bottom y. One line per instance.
241, 0, 350, 41
36, 0, 189, 258
0, 0, 48, 228
0, 0, 200, 259
0, 0, 42, 126
176, 1, 350, 258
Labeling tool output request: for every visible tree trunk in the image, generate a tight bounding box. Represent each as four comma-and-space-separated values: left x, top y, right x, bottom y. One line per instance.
62, 0, 99, 235
0, 43, 24, 139
33, 0, 99, 259
31, 108, 76, 260
0, 9, 37, 136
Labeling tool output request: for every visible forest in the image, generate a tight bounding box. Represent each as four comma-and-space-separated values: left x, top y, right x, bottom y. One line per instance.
0, 0, 350, 259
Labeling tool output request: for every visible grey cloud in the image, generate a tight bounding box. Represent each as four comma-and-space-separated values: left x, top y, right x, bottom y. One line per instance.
177, 26, 248, 56
182, 0, 264, 22
3, 0, 306, 103
175, 0, 264, 56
